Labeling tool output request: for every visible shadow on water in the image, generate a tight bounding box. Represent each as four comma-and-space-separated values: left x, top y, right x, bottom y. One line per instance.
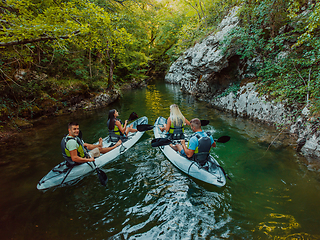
0, 79, 320, 239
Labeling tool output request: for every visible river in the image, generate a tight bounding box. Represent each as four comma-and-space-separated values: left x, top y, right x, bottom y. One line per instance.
1, 80, 320, 239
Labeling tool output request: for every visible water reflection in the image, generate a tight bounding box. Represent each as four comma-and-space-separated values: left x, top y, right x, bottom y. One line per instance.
0, 80, 320, 239
145, 85, 166, 118
253, 213, 300, 238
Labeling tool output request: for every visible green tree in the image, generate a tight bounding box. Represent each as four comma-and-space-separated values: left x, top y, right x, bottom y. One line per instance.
0, 0, 133, 85
222, 0, 320, 112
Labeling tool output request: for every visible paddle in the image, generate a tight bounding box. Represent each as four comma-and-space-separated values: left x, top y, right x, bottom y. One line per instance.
214, 135, 230, 143
137, 120, 210, 132
151, 135, 230, 147
128, 112, 139, 121
137, 124, 154, 132
92, 161, 108, 186
200, 120, 209, 126
151, 137, 172, 147
79, 131, 108, 187
87, 152, 108, 186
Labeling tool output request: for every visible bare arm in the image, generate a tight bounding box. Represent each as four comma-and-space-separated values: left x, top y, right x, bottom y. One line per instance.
180, 140, 195, 158
115, 120, 127, 134
70, 149, 94, 163
165, 117, 171, 132
185, 118, 190, 126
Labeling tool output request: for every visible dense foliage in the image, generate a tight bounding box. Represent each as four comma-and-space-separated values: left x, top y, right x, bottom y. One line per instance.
0, 0, 320, 129
0, 0, 158, 125
223, 0, 320, 114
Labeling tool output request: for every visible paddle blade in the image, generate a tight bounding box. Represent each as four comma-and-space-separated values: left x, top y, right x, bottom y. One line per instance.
216, 136, 230, 143
137, 124, 154, 132
200, 120, 209, 126
128, 112, 139, 121
96, 168, 108, 186
151, 138, 172, 147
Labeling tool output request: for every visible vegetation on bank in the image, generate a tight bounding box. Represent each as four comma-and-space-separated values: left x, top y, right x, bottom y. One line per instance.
0, 0, 319, 132
223, 0, 320, 116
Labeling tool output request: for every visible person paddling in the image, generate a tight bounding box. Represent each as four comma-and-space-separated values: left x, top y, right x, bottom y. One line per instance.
170, 118, 216, 166
159, 104, 190, 140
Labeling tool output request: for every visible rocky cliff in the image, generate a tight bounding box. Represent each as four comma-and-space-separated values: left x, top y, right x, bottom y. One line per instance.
164, 7, 320, 168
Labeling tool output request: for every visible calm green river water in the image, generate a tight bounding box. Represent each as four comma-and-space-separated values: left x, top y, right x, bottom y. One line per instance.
1, 80, 320, 239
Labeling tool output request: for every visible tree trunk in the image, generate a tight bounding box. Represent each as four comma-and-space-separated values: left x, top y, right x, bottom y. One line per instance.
106, 41, 114, 89
89, 49, 92, 80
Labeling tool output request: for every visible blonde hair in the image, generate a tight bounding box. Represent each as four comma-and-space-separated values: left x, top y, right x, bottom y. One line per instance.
170, 104, 185, 126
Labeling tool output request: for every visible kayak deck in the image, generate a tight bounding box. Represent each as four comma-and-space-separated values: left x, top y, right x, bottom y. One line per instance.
153, 116, 226, 187
37, 116, 148, 190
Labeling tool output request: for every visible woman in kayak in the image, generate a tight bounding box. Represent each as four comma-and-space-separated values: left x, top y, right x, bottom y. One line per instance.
107, 109, 137, 139
159, 104, 190, 139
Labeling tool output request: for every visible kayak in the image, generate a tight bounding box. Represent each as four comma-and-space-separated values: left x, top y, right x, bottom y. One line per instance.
37, 116, 148, 190
153, 116, 226, 187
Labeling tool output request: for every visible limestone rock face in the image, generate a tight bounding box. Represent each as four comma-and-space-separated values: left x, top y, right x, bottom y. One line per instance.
165, 7, 240, 95
164, 7, 320, 163
214, 83, 289, 125
213, 82, 320, 163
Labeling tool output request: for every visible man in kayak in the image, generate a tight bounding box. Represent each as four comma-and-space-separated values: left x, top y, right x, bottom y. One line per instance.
62, 122, 121, 166
170, 118, 216, 166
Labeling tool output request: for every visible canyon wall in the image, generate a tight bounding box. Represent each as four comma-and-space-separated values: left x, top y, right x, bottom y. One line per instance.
165, 7, 320, 166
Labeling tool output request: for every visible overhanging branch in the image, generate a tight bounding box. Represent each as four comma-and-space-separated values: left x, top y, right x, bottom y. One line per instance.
0, 30, 81, 47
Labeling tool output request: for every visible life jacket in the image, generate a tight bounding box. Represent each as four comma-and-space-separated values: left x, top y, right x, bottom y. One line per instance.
107, 118, 125, 142
168, 121, 185, 140
188, 132, 212, 166
61, 135, 86, 167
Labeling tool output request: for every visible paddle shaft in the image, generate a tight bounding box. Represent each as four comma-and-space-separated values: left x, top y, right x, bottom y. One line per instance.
138, 119, 209, 132
84, 146, 108, 186
92, 161, 108, 186
151, 135, 230, 147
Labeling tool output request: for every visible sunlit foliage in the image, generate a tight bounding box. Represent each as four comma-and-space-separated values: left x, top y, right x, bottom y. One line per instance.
1, 0, 320, 124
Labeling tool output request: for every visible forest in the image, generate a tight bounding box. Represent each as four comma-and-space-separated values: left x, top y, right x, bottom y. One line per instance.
0, 0, 319, 130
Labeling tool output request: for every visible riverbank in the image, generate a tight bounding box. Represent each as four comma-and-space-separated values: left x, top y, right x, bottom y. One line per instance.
0, 80, 147, 144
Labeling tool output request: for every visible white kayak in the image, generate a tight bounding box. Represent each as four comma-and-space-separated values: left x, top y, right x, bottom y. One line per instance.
37, 116, 148, 190
153, 116, 226, 187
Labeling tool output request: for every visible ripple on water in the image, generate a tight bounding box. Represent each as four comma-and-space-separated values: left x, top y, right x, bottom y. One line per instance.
2, 81, 320, 239
106, 146, 233, 239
